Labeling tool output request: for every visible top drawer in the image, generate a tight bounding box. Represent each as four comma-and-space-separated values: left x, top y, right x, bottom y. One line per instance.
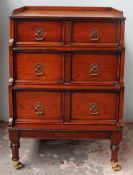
72, 20, 120, 46
15, 20, 64, 46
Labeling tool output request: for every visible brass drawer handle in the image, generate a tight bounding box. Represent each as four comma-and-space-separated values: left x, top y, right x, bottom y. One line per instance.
34, 27, 45, 41
35, 102, 44, 115
34, 64, 44, 76
89, 103, 99, 115
90, 29, 99, 41
90, 64, 99, 76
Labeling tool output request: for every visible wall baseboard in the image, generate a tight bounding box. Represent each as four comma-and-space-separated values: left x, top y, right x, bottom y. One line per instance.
124, 120, 133, 124
0, 120, 8, 127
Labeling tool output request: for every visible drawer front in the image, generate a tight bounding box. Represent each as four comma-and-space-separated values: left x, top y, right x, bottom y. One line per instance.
16, 20, 64, 45
72, 21, 119, 45
71, 53, 119, 84
15, 91, 63, 122
71, 92, 118, 121
15, 52, 64, 84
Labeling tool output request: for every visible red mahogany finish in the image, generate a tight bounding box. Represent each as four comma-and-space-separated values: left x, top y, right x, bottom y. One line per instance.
8, 6, 125, 170
16, 20, 64, 46
14, 52, 64, 84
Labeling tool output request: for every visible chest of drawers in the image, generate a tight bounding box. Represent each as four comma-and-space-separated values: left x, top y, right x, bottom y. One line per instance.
8, 6, 125, 171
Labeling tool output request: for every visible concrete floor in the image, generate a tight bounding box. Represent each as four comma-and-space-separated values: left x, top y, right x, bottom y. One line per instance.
0, 123, 133, 175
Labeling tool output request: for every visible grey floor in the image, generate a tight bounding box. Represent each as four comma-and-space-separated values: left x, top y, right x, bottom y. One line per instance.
0, 123, 133, 175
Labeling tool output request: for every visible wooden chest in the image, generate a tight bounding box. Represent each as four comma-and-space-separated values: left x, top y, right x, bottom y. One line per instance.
8, 6, 125, 171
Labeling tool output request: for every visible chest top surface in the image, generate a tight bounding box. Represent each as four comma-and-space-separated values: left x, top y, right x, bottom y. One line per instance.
10, 6, 125, 19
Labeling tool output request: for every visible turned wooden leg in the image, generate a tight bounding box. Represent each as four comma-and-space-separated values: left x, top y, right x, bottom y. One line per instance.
9, 130, 23, 169
110, 131, 122, 171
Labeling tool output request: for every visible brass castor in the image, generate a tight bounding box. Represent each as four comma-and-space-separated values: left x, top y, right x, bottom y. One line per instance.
112, 162, 121, 171
13, 161, 24, 169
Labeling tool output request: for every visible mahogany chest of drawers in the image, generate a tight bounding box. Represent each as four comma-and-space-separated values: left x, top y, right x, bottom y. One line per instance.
8, 6, 125, 170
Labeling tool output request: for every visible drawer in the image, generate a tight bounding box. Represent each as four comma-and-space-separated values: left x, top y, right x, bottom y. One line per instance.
16, 20, 64, 45
71, 53, 119, 84
72, 20, 119, 46
15, 91, 63, 122
14, 52, 64, 84
71, 92, 118, 121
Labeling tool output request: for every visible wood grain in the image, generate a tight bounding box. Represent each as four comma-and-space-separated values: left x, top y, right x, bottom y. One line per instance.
15, 91, 63, 121
71, 52, 119, 83
71, 92, 118, 121
72, 20, 119, 46
16, 20, 64, 46
14, 52, 64, 84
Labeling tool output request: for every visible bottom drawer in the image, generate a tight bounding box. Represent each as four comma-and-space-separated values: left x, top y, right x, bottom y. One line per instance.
15, 91, 63, 122
71, 92, 119, 121
14, 90, 119, 124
